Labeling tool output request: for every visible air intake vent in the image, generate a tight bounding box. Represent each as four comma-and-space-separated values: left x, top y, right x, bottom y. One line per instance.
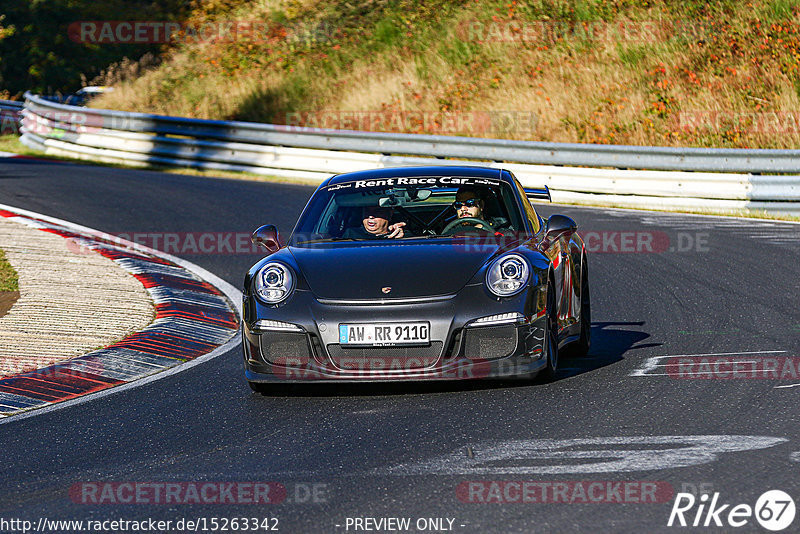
463, 325, 516, 360
260, 332, 311, 366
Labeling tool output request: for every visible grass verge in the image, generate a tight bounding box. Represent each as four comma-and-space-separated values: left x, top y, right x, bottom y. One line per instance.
0, 248, 18, 292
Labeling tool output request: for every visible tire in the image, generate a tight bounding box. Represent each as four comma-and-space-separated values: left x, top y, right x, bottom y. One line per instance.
566, 259, 591, 358
537, 281, 559, 383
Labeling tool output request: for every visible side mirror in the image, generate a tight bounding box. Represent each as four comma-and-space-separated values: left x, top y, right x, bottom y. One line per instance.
251, 225, 281, 254
545, 215, 577, 243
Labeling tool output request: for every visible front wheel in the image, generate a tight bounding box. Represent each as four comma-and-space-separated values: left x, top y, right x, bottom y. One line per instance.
537, 282, 559, 383
566, 259, 591, 358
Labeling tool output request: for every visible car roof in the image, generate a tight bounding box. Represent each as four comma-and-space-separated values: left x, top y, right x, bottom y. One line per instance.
324, 166, 511, 186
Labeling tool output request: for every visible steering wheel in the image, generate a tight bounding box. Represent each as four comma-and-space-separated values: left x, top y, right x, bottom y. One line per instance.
441, 217, 494, 235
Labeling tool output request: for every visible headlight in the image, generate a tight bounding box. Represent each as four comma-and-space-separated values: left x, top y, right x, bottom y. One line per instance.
486, 254, 529, 297
254, 262, 295, 303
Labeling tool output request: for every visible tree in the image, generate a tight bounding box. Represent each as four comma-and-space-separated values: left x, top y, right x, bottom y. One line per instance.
0, 0, 188, 96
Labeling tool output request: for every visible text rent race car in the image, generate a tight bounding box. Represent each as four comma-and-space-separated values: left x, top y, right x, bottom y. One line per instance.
242, 166, 589, 389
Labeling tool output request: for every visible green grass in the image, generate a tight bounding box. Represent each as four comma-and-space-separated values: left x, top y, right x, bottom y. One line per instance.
758, 0, 798, 22
617, 43, 649, 69
0, 248, 18, 292
0, 134, 43, 157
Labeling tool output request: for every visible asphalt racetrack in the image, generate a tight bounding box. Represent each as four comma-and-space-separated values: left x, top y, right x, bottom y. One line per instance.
1, 158, 799, 533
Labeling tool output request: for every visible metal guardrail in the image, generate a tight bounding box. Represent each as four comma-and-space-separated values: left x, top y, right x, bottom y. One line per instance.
17, 92, 800, 215
0, 100, 24, 110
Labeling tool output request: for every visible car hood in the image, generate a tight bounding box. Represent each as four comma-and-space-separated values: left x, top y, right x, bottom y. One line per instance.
289, 240, 503, 300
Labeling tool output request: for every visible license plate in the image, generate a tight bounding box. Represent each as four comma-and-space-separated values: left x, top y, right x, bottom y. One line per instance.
339, 322, 430, 346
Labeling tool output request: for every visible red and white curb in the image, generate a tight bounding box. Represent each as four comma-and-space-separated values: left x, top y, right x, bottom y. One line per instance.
0, 203, 243, 423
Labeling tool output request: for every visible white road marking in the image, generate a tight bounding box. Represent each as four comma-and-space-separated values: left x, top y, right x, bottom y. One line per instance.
774, 383, 800, 389
373, 435, 787, 475
630, 351, 787, 377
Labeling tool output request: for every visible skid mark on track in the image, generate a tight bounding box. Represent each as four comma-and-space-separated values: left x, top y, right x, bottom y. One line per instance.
372, 435, 787, 475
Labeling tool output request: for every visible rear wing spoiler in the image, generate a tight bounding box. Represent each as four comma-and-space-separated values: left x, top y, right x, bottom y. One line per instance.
524, 186, 551, 203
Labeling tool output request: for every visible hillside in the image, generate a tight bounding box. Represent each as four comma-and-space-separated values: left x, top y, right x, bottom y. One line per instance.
35, 1, 800, 148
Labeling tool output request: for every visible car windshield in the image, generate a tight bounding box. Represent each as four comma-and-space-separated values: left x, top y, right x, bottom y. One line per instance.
289, 175, 526, 244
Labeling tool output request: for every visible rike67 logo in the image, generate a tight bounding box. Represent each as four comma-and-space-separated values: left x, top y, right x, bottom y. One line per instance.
668, 490, 796, 531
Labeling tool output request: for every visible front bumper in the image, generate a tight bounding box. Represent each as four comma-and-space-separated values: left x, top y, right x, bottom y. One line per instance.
242, 284, 548, 383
